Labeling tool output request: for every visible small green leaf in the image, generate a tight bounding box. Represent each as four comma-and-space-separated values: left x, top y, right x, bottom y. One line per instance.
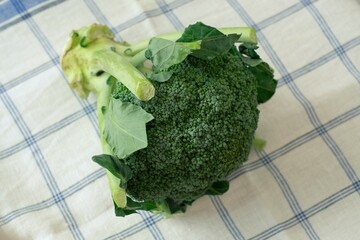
252, 136, 267, 150
125, 197, 145, 210
191, 34, 240, 60
240, 56, 263, 67
92, 155, 131, 208
238, 43, 277, 104
229, 46, 241, 57
238, 43, 262, 67
113, 202, 137, 217
103, 98, 154, 159
176, 22, 240, 60
146, 22, 243, 77
165, 198, 187, 214
239, 43, 260, 59
176, 21, 225, 42
206, 180, 230, 195
92, 154, 133, 186
146, 38, 199, 70
149, 71, 174, 82
113, 197, 156, 217
142, 201, 158, 211
250, 62, 277, 104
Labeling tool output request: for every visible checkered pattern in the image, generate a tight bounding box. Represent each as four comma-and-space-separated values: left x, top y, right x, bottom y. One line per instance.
1, 0, 359, 239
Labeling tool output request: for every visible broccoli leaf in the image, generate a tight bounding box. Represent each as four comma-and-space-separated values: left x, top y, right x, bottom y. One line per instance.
165, 198, 187, 214
250, 62, 277, 104
114, 198, 157, 216
92, 154, 132, 207
114, 202, 137, 217
146, 22, 241, 81
239, 43, 260, 59
177, 22, 240, 60
191, 34, 240, 60
92, 154, 133, 188
148, 71, 174, 82
176, 21, 225, 42
238, 43, 277, 104
206, 180, 230, 195
103, 98, 154, 159
238, 43, 262, 67
145, 38, 199, 70
125, 197, 158, 211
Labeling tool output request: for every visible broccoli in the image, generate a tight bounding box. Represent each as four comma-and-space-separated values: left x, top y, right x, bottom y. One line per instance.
61, 22, 277, 217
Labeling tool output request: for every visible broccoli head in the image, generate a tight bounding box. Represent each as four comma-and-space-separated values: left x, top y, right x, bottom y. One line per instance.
113, 54, 259, 201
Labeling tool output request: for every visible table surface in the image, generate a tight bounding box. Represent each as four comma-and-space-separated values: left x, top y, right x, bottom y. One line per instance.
1, 0, 360, 239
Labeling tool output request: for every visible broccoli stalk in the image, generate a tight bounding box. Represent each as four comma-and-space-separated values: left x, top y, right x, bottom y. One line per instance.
60, 25, 155, 101
61, 23, 264, 214
60, 24, 157, 208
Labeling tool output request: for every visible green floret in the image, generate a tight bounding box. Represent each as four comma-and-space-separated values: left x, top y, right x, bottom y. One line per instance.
113, 54, 259, 201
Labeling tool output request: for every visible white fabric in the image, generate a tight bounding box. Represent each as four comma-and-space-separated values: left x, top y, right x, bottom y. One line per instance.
1, 0, 360, 239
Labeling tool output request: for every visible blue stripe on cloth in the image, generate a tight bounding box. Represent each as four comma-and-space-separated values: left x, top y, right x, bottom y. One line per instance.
256, 0, 317, 31
210, 196, 246, 240
0, 103, 96, 160
300, 0, 360, 84
7, 1, 87, 239
82, 0, 121, 40
1, 61, 53, 90
251, 180, 359, 239
277, 36, 360, 87
112, 0, 191, 34
267, 179, 360, 239
257, 152, 320, 239
0, 0, 47, 23
0, 168, 105, 226
139, 211, 165, 240
104, 215, 163, 240
155, 0, 184, 31
0, 87, 84, 239
83, 0, 112, 27
0, 0, 66, 32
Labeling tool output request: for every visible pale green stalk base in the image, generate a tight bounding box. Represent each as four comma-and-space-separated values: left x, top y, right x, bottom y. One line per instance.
97, 82, 128, 208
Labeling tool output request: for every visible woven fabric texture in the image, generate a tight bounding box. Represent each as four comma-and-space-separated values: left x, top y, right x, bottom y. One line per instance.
1, 0, 360, 239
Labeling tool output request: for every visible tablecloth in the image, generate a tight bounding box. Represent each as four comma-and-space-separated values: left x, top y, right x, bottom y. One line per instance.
1, 0, 360, 239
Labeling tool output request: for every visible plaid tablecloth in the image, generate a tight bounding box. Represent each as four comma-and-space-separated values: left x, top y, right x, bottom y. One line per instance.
1, 0, 360, 239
